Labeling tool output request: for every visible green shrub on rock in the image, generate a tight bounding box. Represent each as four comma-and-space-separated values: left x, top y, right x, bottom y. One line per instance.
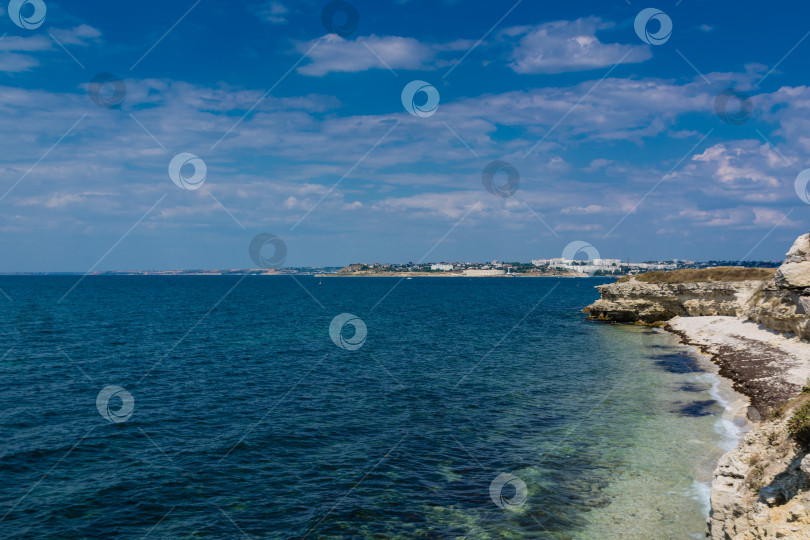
787, 402, 810, 449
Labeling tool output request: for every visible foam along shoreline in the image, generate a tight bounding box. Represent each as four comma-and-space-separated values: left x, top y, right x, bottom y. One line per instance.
665, 330, 754, 518
666, 316, 810, 415
663, 316, 810, 537
583, 232, 810, 538
659, 316, 795, 509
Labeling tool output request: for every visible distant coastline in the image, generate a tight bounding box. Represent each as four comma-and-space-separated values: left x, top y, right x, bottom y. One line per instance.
0, 258, 779, 277
0, 271, 596, 278
315, 270, 585, 278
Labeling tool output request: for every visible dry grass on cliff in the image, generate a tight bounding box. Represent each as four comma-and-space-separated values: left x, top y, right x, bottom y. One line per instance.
617, 267, 776, 284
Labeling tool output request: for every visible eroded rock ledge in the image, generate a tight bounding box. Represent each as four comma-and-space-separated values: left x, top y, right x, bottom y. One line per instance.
585, 280, 761, 324
584, 233, 810, 339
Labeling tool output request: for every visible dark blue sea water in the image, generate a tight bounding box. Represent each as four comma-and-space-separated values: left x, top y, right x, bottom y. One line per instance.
0, 276, 732, 539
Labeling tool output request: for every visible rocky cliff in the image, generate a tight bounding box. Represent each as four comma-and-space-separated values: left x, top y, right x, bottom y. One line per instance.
585, 233, 810, 540
746, 234, 810, 340
709, 404, 810, 539
584, 280, 761, 323
585, 233, 810, 340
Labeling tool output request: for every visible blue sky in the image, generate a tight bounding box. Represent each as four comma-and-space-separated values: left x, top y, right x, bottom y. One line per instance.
2, 0, 810, 271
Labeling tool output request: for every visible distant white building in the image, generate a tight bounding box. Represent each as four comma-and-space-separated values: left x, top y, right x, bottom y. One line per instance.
431, 263, 454, 271
532, 258, 573, 265
531, 257, 620, 274
532, 256, 676, 274
591, 258, 621, 266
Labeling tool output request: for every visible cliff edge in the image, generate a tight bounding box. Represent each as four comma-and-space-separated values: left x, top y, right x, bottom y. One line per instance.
708, 401, 810, 540
584, 235, 810, 339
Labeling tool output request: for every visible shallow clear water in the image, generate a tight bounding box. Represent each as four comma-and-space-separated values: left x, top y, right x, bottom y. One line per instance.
0, 276, 737, 538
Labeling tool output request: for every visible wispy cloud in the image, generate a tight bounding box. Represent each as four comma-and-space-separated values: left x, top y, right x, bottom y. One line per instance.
255, 1, 289, 24
50, 25, 102, 46
503, 18, 651, 74
296, 34, 442, 76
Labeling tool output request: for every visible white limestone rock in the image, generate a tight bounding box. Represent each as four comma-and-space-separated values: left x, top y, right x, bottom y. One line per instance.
783, 233, 810, 264
775, 261, 810, 288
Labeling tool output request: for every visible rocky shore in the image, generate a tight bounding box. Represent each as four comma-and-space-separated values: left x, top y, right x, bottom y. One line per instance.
584, 234, 810, 539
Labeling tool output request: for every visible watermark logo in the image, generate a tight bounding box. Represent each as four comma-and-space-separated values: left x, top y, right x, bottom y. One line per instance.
795, 169, 810, 204
481, 160, 520, 198
634, 8, 672, 45
9, 0, 46, 30
88, 73, 127, 110
489, 473, 528, 511
249, 233, 287, 268
168, 153, 207, 191
721, 400, 760, 439
329, 313, 367, 350
562, 240, 600, 261
96, 385, 135, 423
401, 80, 440, 118
714, 89, 752, 125
321, 0, 359, 38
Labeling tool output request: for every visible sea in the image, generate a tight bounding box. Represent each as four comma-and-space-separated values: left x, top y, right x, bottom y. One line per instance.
0, 276, 745, 539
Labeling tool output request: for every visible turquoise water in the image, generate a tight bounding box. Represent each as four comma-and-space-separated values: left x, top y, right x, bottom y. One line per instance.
0, 276, 736, 538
